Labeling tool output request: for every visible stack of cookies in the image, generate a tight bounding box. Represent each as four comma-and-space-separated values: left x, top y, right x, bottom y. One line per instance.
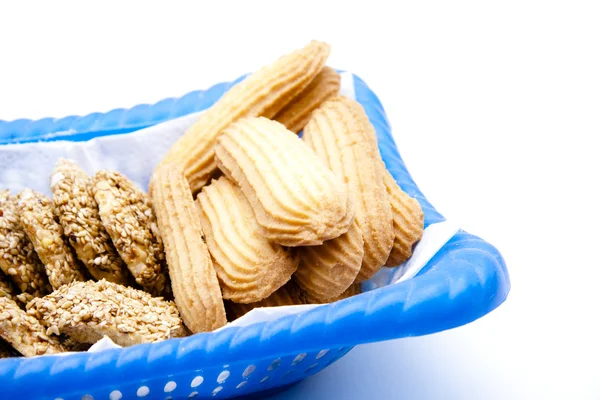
0, 40, 424, 359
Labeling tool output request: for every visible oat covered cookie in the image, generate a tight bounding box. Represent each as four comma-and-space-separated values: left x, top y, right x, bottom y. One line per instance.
50, 159, 131, 285
16, 189, 87, 290
92, 170, 169, 296
158, 40, 331, 194
0, 190, 51, 303
0, 296, 65, 357
27, 279, 186, 347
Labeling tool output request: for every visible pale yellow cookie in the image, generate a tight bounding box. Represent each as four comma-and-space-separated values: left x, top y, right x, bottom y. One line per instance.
225, 280, 307, 321
215, 116, 353, 246
92, 170, 169, 296
50, 159, 131, 285
150, 163, 226, 333
294, 218, 363, 301
225, 281, 362, 321
382, 171, 424, 267
225, 280, 362, 321
16, 189, 87, 290
303, 96, 394, 282
0, 296, 65, 357
28, 279, 185, 347
274, 66, 341, 133
0, 190, 51, 303
303, 282, 362, 304
157, 40, 331, 195
196, 176, 299, 303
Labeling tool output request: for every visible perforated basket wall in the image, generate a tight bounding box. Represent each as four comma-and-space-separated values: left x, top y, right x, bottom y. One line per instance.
0, 73, 510, 400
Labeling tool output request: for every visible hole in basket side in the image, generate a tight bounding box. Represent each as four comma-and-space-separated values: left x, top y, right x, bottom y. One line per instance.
305, 363, 319, 374
236, 381, 248, 389
292, 353, 307, 365
190, 375, 204, 388
268, 358, 281, 371
316, 349, 329, 359
136, 386, 150, 397
242, 364, 256, 378
217, 370, 230, 384
109, 390, 122, 400
164, 381, 177, 393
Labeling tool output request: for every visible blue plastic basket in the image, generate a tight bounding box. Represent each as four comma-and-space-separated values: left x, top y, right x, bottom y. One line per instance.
0, 74, 510, 400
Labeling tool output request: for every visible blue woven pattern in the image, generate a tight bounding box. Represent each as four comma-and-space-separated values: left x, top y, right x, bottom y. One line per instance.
0, 74, 509, 399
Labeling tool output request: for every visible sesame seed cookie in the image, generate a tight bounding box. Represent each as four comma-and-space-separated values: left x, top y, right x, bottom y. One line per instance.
0, 296, 66, 357
50, 159, 131, 285
0, 190, 51, 303
91, 170, 169, 297
16, 189, 87, 290
28, 279, 186, 347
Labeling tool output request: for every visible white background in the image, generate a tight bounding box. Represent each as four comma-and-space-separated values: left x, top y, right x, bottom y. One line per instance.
1, 1, 599, 399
